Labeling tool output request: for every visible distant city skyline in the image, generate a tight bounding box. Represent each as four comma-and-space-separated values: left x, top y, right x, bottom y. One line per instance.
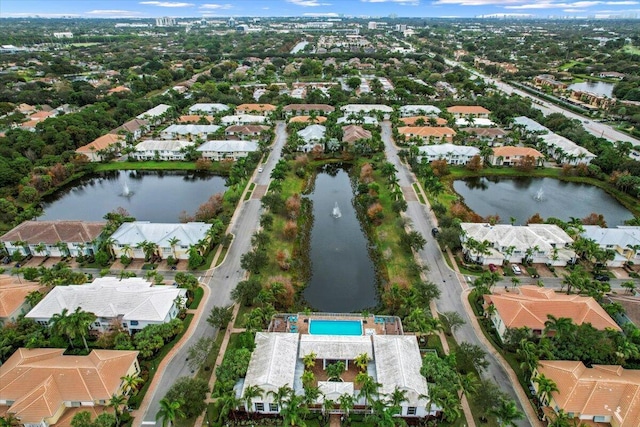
1, 0, 639, 19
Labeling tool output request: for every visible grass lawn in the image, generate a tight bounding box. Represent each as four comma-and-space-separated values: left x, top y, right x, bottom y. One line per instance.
189, 287, 205, 309
558, 60, 584, 70
234, 304, 254, 328
622, 44, 640, 55
413, 182, 425, 204
215, 240, 232, 267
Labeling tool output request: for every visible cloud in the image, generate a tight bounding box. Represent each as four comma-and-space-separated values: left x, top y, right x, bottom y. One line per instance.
286, 0, 331, 6
199, 3, 233, 9
303, 12, 340, 16
85, 9, 142, 17
139, 1, 194, 7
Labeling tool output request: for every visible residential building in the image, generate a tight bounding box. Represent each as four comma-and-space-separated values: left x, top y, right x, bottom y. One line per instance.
76, 134, 124, 162
581, 226, 640, 267
220, 114, 268, 126
0, 276, 43, 325
400, 116, 448, 127
460, 223, 576, 266
131, 140, 193, 161
188, 103, 229, 115
342, 125, 372, 144
110, 221, 212, 260
197, 140, 259, 161
533, 361, 640, 427
177, 115, 214, 124
398, 126, 457, 143
282, 104, 334, 116
160, 124, 220, 141
297, 124, 326, 144
447, 105, 491, 119
0, 220, 106, 257
533, 74, 567, 90
398, 105, 441, 117
489, 146, 543, 166
136, 104, 172, 126
341, 104, 393, 115
242, 314, 437, 418
225, 125, 270, 139
0, 348, 140, 427
417, 143, 480, 165
109, 118, 149, 141
484, 286, 620, 341
336, 115, 379, 126
26, 277, 186, 334
289, 115, 327, 124
539, 133, 596, 165
512, 116, 549, 133
454, 117, 495, 127
460, 127, 508, 145
235, 103, 276, 116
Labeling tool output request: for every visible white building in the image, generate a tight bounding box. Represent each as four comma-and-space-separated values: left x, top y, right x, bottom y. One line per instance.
110, 221, 212, 260
160, 124, 220, 141
132, 140, 193, 161
336, 116, 379, 126
418, 143, 480, 165
455, 117, 495, 127
297, 124, 326, 143
196, 140, 259, 161
581, 226, 640, 267
136, 104, 172, 125
26, 277, 186, 334
460, 223, 576, 266
188, 103, 229, 115
399, 105, 441, 117
53, 32, 73, 38
220, 114, 268, 126
341, 104, 393, 115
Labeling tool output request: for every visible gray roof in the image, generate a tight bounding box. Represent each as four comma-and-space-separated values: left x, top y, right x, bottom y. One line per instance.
161, 124, 220, 136
582, 225, 640, 249
26, 277, 185, 323
220, 114, 267, 124
110, 221, 211, 248
373, 335, 429, 407
135, 140, 193, 152
242, 332, 298, 398
341, 104, 393, 113
540, 133, 596, 159
513, 116, 548, 133
196, 140, 259, 153
461, 223, 573, 253
298, 334, 373, 360
337, 116, 379, 125
297, 124, 326, 142
399, 105, 441, 115
188, 103, 229, 113
418, 143, 479, 157
137, 104, 171, 119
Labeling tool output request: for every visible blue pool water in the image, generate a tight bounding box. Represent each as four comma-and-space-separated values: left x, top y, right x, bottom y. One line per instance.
309, 319, 363, 336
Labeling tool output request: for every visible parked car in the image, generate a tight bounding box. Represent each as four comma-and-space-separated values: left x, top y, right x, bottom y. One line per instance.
594, 273, 610, 282
511, 264, 522, 275
431, 227, 439, 237
488, 264, 498, 272
258, 167, 263, 173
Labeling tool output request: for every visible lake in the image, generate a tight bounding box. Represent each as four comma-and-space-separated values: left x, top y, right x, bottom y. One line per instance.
567, 81, 615, 97
453, 177, 633, 226
303, 165, 378, 312
39, 170, 228, 223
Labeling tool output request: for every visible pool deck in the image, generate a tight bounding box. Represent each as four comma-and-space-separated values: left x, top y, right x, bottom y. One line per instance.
268, 313, 404, 335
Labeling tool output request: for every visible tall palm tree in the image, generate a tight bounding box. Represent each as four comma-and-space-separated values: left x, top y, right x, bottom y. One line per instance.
156, 398, 184, 427
280, 393, 309, 427
544, 315, 575, 338
167, 237, 181, 259
338, 393, 355, 418
217, 391, 243, 422
268, 385, 293, 410
491, 398, 524, 427
50, 308, 75, 348
243, 384, 264, 414
68, 307, 97, 352
0, 413, 21, 427
326, 361, 345, 382
533, 374, 559, 407
353, 353, 370, 372
516, 339, 539, 381
386, 387, 407, 407
109, 393, 127, 425
356, 372, 381, 410
120, 374, 144, 396
302, 352, 317, 370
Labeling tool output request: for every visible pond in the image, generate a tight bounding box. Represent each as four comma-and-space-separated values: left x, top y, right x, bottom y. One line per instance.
303, 165, 378, 313
567, 81, 615, 98
453, 177, 633, 226
39, 170, 228, 223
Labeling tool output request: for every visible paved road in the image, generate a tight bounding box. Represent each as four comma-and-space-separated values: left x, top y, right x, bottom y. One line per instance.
445, 58, 640, 146
139, 121, 287, 425
381, 122, 531, 427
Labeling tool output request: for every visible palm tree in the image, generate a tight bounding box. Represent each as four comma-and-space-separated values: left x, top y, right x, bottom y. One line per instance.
354, 353, 370, 372
68, 307, 97, 352
303, 385, 322, 407
321, 398, 335, 426
50, 308, 75, 348
516, 340, 539, 381
217, 391, 243, 422
280, 392, 309, 427
0, 413, 21, 427
167, 237, 181, 259
326, 361, 345, 382
544, 315, 575, 338
365, 400, 403, 427
109, 393, 127, 425
491, 398, 524, 426
121, 374, 144, 396
533, 374, 559, 407
386, 386, 407, 407
55, 241, 71, 258
268, 385, 294, 410
338, 393, 355, 418
156, 398, 184, 427
34, 243, 47, 257
243, 384, 264, 414
355, 372, 381, 410
303, 352, 317, 370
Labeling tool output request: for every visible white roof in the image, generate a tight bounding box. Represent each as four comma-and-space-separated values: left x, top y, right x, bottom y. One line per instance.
341, 104, 393, 113
242, 332, 298, 398
110, 221, 211, 248
513, 116, 548, 133
418, 143, 479, 157
135, 140, 194, 152
318, 381, 355, 403
220, 114, 268, 125
582, 225, 640, 249
188, 103, 229, 114
399, 105, 441, 115
461, 223, 574, 253
161, 124, 220, 135
26, 277, 185, 323
455, 117, 495, 127
197, 140, 259, 153
373, 336, 429, 407
337, 116, 379, 126
541, 133, 596, 159
298, 334, 373, 360
137, 104, 171, 119
297, 124, 326, 142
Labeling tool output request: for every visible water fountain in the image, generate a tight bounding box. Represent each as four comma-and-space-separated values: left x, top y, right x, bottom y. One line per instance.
534, 187, 544, 202
332, 202, 342, 218
122, 180, 132, 197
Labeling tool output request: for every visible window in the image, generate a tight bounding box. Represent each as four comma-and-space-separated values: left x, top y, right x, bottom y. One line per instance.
269, 403, 278, 412
407, 407, 417, 415
122, 323, 128, 328
94, 322, 100, 327
130, 320, 139, 326
255, 403, 264, 412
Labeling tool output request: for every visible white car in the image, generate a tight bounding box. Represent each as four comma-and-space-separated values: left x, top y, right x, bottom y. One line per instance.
258, 167, 263, 173
511, 264, 522, 275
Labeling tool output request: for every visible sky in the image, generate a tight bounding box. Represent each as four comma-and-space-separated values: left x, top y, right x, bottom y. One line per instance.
1, 0, 639, 19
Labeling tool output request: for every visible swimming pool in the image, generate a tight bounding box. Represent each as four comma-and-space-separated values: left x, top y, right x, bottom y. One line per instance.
308, 319, 363, 336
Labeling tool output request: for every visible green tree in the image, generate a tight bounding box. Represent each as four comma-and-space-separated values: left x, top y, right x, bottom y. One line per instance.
156, 398, 185, 427
491, 398, 524, 427
108, 393, 127, 425
207, 305, 233, 329
356, 372, 381, 409
326, 361, 345, 381
70, 411, 92, 427
243, 384, 264, 413
164, 377, 209, 419
231, 278, 262, 306
120, 373, 144, 396
533, 374, 559, 406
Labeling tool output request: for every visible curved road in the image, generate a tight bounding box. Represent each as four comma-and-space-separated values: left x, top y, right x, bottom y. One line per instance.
381, 122, 532, 427
138, 122, 288, 426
